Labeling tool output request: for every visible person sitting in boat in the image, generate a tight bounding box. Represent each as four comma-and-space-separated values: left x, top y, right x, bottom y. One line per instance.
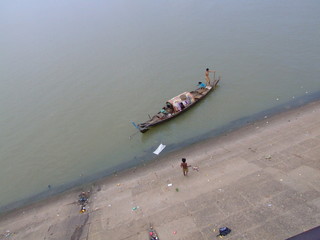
166, 107, 173, 114
179, 102, 185, 110
160, 108, 168, 114
166, 102, 174, 113
182, 100, 189, 107
197, 81, 206, 88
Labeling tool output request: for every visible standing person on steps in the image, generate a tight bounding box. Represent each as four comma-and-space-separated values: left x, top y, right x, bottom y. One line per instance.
205, 68, 216, 86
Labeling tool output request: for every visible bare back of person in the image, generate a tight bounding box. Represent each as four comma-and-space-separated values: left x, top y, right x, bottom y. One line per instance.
205, 68, 215, 85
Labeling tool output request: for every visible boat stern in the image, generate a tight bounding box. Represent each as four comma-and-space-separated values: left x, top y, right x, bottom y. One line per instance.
137, 123, 149, 133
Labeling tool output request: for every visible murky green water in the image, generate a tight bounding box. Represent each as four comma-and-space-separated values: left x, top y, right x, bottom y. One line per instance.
1, 0, 320, 211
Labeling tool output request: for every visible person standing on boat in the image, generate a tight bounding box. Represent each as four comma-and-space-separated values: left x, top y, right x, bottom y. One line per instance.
205, 68, 216, 86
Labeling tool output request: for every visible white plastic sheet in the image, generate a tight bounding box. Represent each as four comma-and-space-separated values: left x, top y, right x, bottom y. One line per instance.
153, 143, 166, 155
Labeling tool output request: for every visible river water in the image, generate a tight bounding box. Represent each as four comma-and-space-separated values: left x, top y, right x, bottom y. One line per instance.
1, 0, 320, 211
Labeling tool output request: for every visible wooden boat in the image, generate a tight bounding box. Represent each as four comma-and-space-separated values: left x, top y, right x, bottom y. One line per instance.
133, 76, 221, 133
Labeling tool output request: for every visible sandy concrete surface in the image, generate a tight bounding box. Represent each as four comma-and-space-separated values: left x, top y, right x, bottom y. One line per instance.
1, 100, 320, 240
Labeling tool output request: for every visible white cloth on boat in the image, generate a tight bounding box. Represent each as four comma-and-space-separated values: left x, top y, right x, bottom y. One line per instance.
173, 102, 181, 112
153, 143, 166, 155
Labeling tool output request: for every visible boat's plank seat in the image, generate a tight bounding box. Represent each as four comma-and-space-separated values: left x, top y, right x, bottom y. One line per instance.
190, 91, 203, 100
197, 88, 207, 94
